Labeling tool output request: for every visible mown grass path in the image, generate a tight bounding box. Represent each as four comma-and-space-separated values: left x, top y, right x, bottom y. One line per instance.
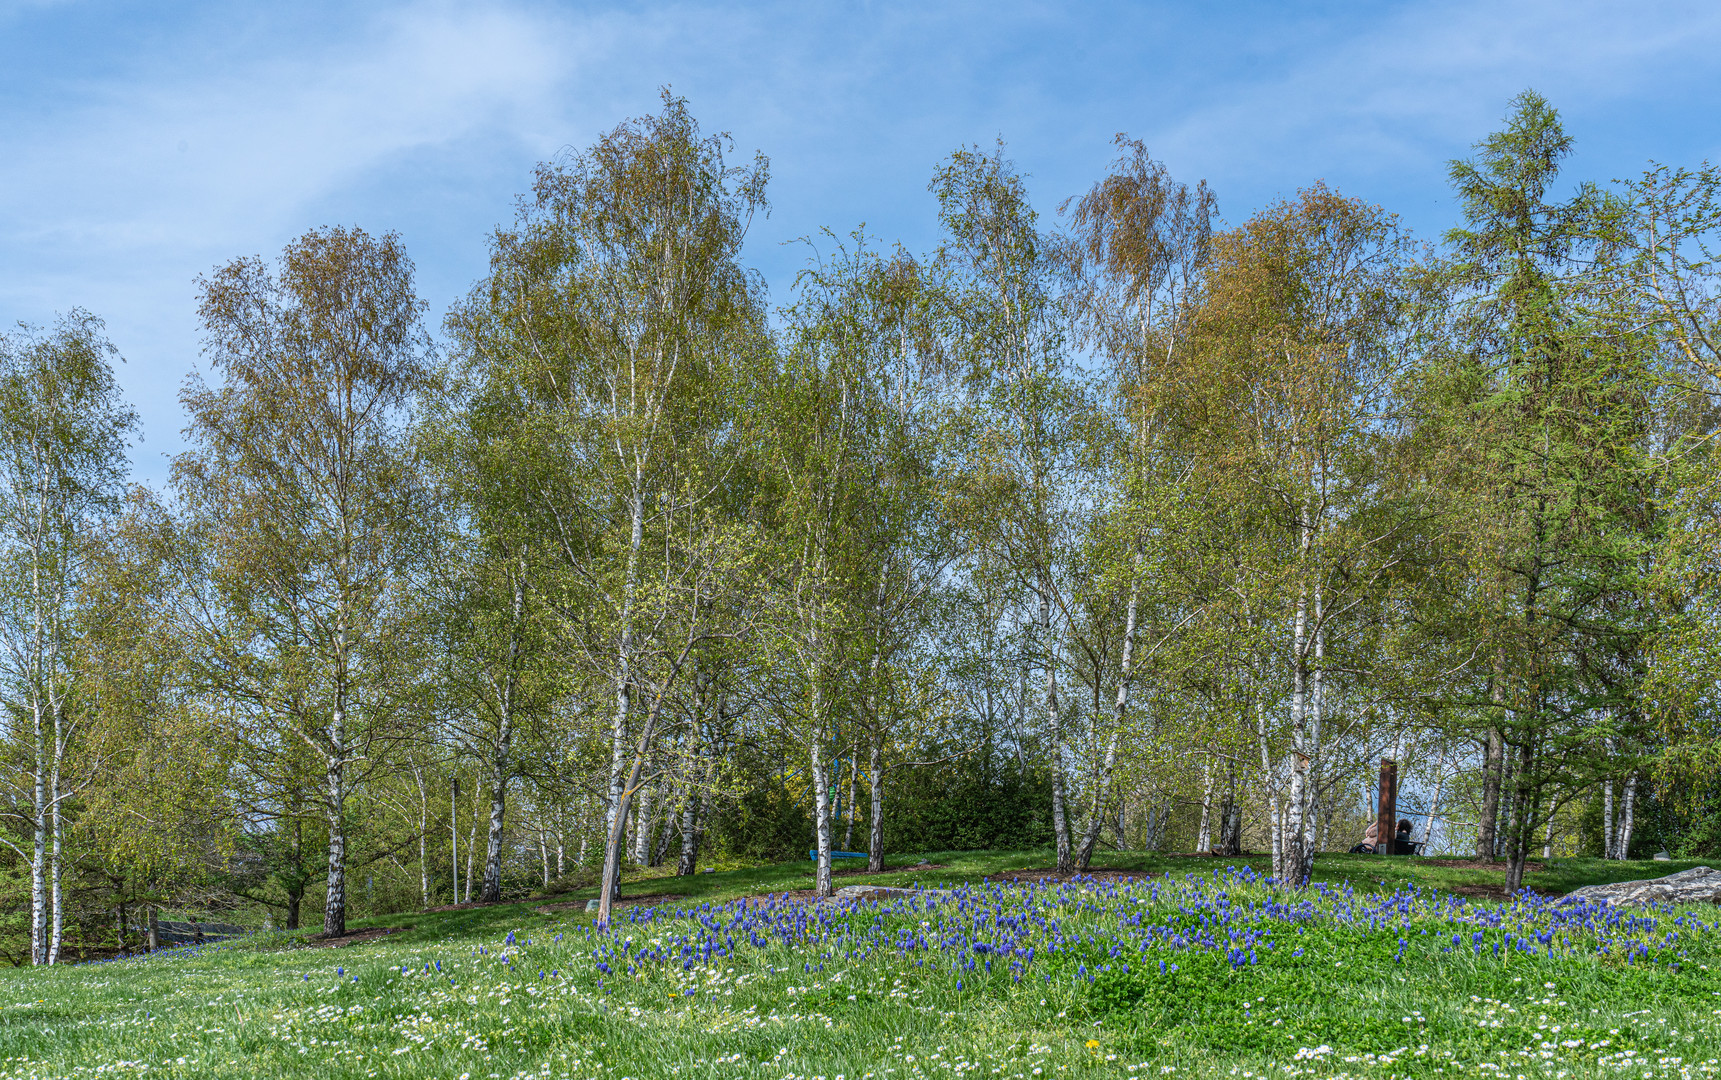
2, 854, 1717, 1080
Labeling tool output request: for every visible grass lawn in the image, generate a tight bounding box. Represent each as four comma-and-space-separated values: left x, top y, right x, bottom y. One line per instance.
1, 851, 1716, 1079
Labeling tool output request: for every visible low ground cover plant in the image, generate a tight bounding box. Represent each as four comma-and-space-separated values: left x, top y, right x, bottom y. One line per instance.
1, 867, 1717, 1080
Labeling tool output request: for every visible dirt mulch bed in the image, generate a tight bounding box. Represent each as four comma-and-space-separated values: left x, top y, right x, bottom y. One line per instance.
832, 862, 948, 877
305, 926, 411, 948
978, 867, 1163, 885
1414, 858, 1544, 873
536, 892, 707, 914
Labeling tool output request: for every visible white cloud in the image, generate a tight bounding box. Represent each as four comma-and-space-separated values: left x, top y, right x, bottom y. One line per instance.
1, 2, 576, 255
4, 0, 1719, 485
1140, 0, 1721, 210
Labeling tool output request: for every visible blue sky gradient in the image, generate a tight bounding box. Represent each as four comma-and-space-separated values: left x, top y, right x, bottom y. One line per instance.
3, 0, 1718, 484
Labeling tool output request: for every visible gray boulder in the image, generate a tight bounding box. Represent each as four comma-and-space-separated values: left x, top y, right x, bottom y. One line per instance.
1564, 866, 1721, 907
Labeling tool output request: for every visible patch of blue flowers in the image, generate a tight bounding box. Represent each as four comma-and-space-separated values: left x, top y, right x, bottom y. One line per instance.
566, 867, 1717, 993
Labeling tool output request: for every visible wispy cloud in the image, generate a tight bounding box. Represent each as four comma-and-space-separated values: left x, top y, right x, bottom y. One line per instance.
3, 0, 1718, 483
1139, 0, 1721, 213
2, 2, 573, 257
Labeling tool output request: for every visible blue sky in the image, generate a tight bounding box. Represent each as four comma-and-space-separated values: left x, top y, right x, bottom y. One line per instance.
3, 0, 1719, 486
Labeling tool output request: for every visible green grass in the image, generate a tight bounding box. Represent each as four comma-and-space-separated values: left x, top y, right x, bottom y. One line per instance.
0, 852, 1716, 1080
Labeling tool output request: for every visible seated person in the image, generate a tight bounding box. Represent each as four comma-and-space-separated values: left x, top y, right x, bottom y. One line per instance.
1390, 819, 1418, 855
1349, 820, 1381, 854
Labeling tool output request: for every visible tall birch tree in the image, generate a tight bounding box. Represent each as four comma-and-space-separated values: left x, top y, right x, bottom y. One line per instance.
176, 226, 434, 938
0, 312, 134, 964
933, 145, 1088, 873
446, 92, 769, 922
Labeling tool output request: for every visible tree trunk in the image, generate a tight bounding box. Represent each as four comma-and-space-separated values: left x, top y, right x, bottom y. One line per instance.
1215, 757, 1243, 857
147, 905, 159, 952
811, 735, 833, 897
1496, 752, 1517, 859
1197, 759, 1215, 854
1045, 591, 1071, 875
605, 476, 646, 886
676, 785, 701, 876
1220, 800, 1242, 856
1279, 578, 1318, 888
539, 821, 551, 887
596, 691, 674, 924
1422, 751, 1447, 850
464, 778, 480, 902
415, 767, 430, 909
867, 736, 885, 873
285, 819, 304, 929
1077, 571, 1138, 871
651, 785, 676, 866
1502, 741, 1536, 893
47, 777, 62, 964
1476, 651, 1507, 860
1615, 774, 1637, 860
843, 747, 859, 851
323, 747, 347, 939
480, 727, 511, 903
29, 707, 45, 965
631, 778, 656, 865
1255, 696, 1283, 871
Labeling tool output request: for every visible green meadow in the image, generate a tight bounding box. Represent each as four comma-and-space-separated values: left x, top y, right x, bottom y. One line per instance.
1, 852, 1716, 1080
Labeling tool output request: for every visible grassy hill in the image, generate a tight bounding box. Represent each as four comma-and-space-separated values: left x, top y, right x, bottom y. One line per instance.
2, 851, 1716, 1079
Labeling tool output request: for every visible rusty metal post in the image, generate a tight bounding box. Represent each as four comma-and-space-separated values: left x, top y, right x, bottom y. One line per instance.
1376, 759, 1398, 855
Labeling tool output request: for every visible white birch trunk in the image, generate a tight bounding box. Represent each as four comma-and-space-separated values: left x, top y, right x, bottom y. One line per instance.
1197, 760, 1215, 854
868, 736, 885, 873
322, 719, 348, 936
450, 777, 460, 905
48, 775, 62, 964
480, 739, 510, 903
605, 472, 646, 894
539, 821, 550, 886
677, 782, 701, 876
1077, 569, 1138, 870
1602, 778, 1616, 859
464, 778, 480, 902
1615, 775, 1637, 861
811, 735, 833, 897
1043, 589, 1071, 874
843, 750, 859, 852
1422, 750, 1447, 850
631, 780, 655, 865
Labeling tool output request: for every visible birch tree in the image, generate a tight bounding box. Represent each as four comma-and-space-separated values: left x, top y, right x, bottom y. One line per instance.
1173, 187, 1423, 887
0, 312, 134, 964
933, 145, 1089, 873
1063, 138, 1214, 871
176, 226, 434, 938
447, 92, 769, 922
763, 233, 943, 895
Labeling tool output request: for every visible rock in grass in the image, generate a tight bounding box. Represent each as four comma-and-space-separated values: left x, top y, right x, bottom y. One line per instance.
1564, 866, 1721, 907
